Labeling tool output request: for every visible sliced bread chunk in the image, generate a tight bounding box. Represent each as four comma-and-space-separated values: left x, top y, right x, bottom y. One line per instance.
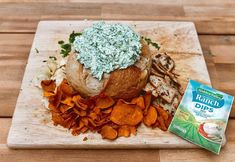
156, 84, 176, 103
149, 75, 165, 88
144, 82, 155, 92
152, 89, 159, 98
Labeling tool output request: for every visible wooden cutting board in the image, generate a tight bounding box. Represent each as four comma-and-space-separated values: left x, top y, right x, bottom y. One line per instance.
7, 21, 211, 149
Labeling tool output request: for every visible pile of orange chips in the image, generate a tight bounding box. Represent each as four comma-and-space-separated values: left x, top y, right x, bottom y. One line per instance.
41, 79, 173, 140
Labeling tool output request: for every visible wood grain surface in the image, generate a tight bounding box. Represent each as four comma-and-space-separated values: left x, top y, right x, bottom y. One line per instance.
0, 34, 34, 117
1, 1, 235, 34
1, 0, 235, 161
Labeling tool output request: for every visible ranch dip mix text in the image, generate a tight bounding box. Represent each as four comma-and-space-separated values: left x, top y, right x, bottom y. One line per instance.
169, 80, 234, 154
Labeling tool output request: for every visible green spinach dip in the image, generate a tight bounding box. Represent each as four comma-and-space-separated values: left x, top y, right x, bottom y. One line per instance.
73, 22, 142, 80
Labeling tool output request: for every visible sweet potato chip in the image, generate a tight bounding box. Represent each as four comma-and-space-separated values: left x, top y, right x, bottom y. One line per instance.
94, 114, 101, 122
59, 104, 73, 113
93, 107, 101, 114
51, 112, 64, 126
61, 97, 74, 107
72, 95, 88, 110
60, 79, 74, 96
61, 111, 75, 119
110, 100, 143, 126
63, 116, 76, 129
49, 87, 63, 109
75, 121, 85, 130
131, 96, 145, 110
89, 112, 97, 120
118, 125, 130, 137
41, 80, 56, 92
165, 114, 173, 128
158, 116, 167, 131
87, 118, 97, 127
129, 126, 137, 135
143, 106, 158, 127
155, 105, 168, 121
48, 103, 59, 112
143, 92, 152, 115
95, 96, 115, 109
43, 91, 55, 97
102, 107, 113, 114
99, 113, 110, 120
95, 118, 110, 127
85, 97, 96, 108
152, 120, 160, 128
81, 117, 89, 126
100, 125, 118, 140
108, 123, 119, 129
73, 108, 87, 117
71, 121, 85, 136
80, 126, 88, 133
71, 129, 81, 136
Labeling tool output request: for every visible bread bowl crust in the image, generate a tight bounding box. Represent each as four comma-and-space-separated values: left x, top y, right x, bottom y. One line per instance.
65, 41, 152, 99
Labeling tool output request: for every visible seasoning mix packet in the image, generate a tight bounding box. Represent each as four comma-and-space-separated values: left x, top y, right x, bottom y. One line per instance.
169, 80, 234, 154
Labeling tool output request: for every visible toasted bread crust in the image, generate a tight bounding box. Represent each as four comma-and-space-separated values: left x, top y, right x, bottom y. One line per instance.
102, 65, 142, 99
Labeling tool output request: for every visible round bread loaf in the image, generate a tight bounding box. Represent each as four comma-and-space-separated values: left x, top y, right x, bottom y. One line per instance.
66, 41, 152, 99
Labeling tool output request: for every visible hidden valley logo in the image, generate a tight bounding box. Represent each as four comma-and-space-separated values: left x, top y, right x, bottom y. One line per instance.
192, 88, 224, 112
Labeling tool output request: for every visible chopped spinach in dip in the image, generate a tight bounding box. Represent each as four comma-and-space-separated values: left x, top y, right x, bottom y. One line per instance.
73, 22, 142, 80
